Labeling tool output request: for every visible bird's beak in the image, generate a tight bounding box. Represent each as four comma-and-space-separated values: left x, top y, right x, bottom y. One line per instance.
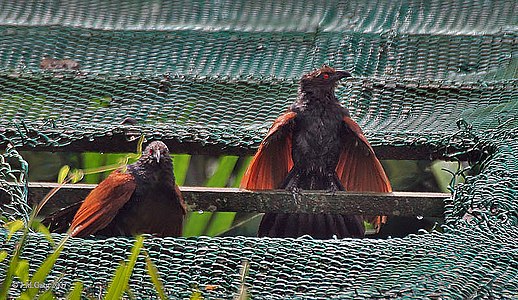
335, 71, 352, 80
154, 150, 160, 163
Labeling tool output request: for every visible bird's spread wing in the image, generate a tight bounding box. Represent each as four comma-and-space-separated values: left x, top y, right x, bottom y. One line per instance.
69, 170, 136, 237
41, 201, 83, 233
336, 116, 392, 230
240, 112, 296, 189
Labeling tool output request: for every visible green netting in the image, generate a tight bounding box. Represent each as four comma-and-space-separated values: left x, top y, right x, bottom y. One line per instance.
0, 0, 517, 298
1, 75, 516, 153
0, 0, 515, 152
0, 145, 30, 223
0, 228, 516, 299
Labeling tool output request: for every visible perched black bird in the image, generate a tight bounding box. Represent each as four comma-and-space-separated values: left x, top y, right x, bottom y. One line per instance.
44, 141, 186, 237
241, 65, 391, 239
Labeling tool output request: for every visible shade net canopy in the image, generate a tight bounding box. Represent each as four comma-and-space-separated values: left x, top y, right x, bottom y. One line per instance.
0, 0, 517, 298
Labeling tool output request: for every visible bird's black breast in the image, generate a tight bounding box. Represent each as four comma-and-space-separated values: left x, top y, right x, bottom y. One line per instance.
291, 101, 346, 172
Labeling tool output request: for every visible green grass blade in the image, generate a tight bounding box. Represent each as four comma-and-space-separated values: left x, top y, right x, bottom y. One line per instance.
0, 251, 7, 263
24, 235, 69, 298
66, 282, 83, 300
184, 156, 238, 236
5, 220, 24, 241
204, 212, 236, 236
81, 153, 104, 184
232, 157, 252, 188
205, 156, 239, 187
104, 262, 127, 299
30, 220, 54, 246
145, 254, 167, 300
122, 236, 144, 287
234, 260, 250, 300
14, 259, 29, 283
105, 236, 144, 299
36, 290, 55, 300
183, 212, 213, 237
172, 154, 191, 186
189, 288, 203, 300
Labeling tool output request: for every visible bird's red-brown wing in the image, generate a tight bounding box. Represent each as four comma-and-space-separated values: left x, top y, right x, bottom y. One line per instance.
175, 184, 187, 215
240, 112, 296, 189
336, 116, 392, 230
69, 170, 136, 237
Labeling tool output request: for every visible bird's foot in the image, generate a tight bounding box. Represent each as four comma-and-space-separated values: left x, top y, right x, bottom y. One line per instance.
326, 183, 342, 195
326, 173, 344, 195
290, 186, 302, 206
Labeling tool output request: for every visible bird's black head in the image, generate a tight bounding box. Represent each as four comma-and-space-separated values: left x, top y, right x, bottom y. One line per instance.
300, 65, 351, 93
140, 141, 172, 166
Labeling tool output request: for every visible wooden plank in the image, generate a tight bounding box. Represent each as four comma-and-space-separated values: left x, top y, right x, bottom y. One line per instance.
27, 183, 448, 217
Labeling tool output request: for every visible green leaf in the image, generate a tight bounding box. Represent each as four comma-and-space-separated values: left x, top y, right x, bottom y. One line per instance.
4, 220, 24, 241
205, 156, 239, 187
145, 255, 167, 300
104, 262, 128, 299
183, 156, 239, 237
172, 154, 191, 186
0, 251, 8, 263
14, 259, 29, 283
66, 282, 83, 300
204, 212, 236, 236
183, 212, 213, 237
105, 236, 144, 299
57, 166, 70, 184
1, 214, 36, 299
81, 153, 104, 184
30, 220, 54, 246
36, 290, 56, 300
232, 157, 252, 188
189, 288, 203, 300
235, 260, 250, 300
69, 169, 84, 184
25, 235, 69, 298
431, 161, 465, 193
17, 293, 32, 300
105, 154, 131, 175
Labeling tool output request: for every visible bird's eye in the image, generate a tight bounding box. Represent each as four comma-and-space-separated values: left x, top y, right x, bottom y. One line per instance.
322, 73, 330, 79
148, 149, 154, 155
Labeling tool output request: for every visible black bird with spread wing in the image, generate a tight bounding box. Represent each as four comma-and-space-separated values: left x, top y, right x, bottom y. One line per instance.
241, 65, 391, 238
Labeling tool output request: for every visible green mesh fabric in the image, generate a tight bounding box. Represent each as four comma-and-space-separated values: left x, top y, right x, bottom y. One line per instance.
0, 228, 516, 299
0, 146, 30, 223
0, 0, 517, 298
0, 0, 516, 151
1, 75, 516, 152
